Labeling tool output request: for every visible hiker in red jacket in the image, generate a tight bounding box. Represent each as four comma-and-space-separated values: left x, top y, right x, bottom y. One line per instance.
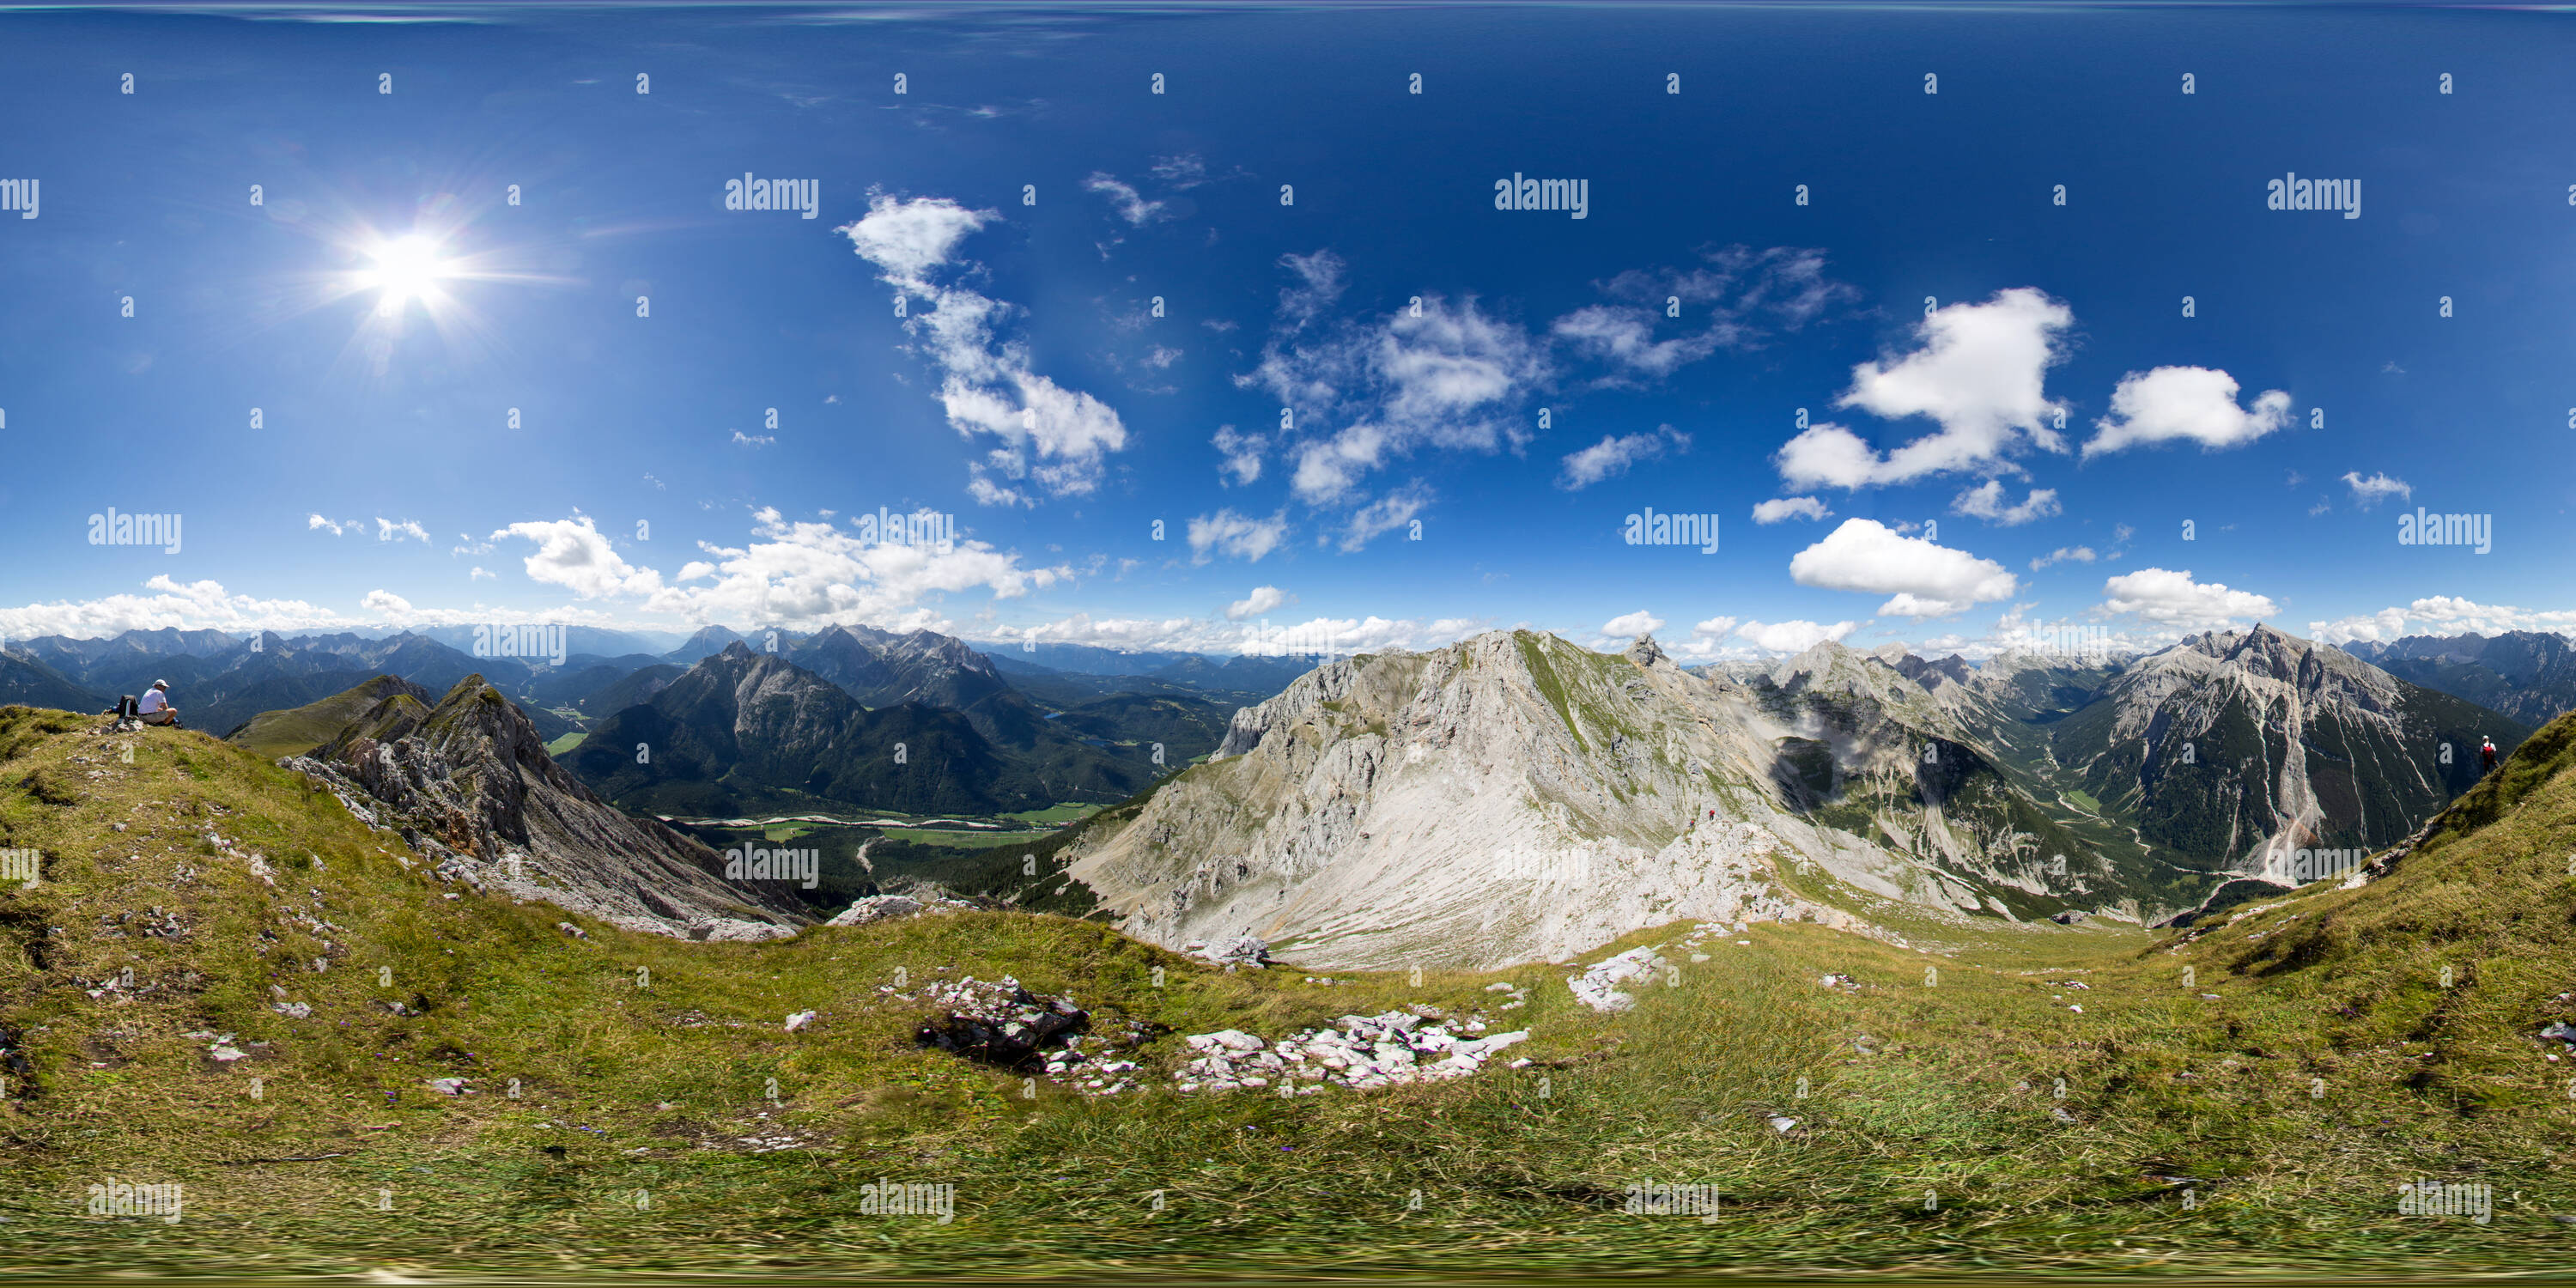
2480, 738, 2499, 775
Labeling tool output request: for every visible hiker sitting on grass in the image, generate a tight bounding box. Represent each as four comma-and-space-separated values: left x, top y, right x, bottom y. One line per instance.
137, 680, 181, 727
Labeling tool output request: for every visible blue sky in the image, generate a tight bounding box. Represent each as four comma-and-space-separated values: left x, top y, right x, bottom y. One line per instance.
3, 3, 2572, 660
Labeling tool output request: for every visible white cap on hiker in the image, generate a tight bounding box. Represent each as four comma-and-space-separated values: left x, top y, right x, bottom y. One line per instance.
151, 679, 168, 690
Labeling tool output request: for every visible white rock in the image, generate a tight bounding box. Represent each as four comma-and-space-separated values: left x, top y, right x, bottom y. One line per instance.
1187, 1029, 1266, 1054
785, 1011, 816, 1033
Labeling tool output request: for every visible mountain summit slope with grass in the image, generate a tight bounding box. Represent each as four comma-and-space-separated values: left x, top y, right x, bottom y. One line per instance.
6, 699, 2576, 1275
224, 675, 433, 761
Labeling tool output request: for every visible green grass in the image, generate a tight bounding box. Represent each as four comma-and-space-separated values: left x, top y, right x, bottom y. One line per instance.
223, 678, 416, 762
544, 731, 587, 756
878, 827, 1050, 850
9, 703, 2576, 1277
1002, 803, 1105, 824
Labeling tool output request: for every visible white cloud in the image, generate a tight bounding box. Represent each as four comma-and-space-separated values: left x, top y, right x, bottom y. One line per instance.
490, 516, 667, 599
2084, 367, 2293, 458
841, 192, 992, 281
374, 518, 430, 543
1788, 519, 2019, 618
1212, 424, 1263, 485
361, 590, 412, 616
2341, 471, 2412, 507
1243, 253, 1547, 505
988, 611, 1485, 658
1150, 154, 1209, 188
1552, 246, 1859, 381
307, 514, 347, 537
1188, 509, 1289, 564
1601, 610, 1665, 638
2100, 568, 2279, 629
1340, 486, 1429, 552
1558, 426, 1687, 489
469, 566, 495, 580
1751, 496, 1832, 525
0, 576, 339, 641
632, 507, 1066, 629
2029, 545, 2097, 570
732, 431, 776, 447
1735, 618, 1861, 653
1083, 172, 1168, 226
1691, 615, 1740, 640
1949, 480, 2063, 526
1551, 307, 1714, 381
2307, 607, 2413, 646
967, 474, 1032, 507
1225, 586, 1294, 621
2310, 596, 2576, 645
1777, 288, 2073, 489
842, 193, 1128, 498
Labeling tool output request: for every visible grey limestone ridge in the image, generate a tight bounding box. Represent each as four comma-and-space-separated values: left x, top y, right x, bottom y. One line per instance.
1061, 624, 2524, 972
280, 674, 806, 941
1065, 629, 1899, 972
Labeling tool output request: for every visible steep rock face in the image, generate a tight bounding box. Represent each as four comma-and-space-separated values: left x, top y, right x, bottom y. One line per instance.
2050, 625, 2522, 872
1747, 641, 2111, 914
1066, 631, 1999, 971
283, 675, 804, 940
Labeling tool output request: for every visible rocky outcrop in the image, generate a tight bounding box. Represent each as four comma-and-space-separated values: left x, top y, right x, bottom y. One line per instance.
911, 975, 1088, 1071
283, 675, 805, 941
1174, 1010, 1528, 1093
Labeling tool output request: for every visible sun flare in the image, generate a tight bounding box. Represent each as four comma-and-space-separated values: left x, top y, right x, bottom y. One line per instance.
357, 234, 452, 310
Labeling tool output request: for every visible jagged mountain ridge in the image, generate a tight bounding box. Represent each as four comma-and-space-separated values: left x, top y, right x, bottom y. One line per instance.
281, 673, 805, 939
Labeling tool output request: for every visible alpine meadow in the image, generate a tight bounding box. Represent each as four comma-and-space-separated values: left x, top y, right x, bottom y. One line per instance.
9, 3, 2576, 1283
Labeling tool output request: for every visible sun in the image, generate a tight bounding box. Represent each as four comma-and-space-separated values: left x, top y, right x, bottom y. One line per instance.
357, 234, 452, 311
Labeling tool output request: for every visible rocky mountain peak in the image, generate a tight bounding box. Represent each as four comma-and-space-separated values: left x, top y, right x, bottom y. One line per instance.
283, 673, 803, 940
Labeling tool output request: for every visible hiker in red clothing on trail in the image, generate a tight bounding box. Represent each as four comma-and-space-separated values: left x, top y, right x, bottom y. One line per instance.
2480, 737, 2499, 775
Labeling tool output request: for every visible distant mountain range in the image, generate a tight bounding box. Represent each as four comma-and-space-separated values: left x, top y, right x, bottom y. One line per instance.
2342, 630, 2576, 729
3, 624, 1307, 773
562, 641, 1167, 817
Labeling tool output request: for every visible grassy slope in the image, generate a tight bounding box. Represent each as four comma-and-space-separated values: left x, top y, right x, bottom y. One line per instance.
224, 677, 421, 762
4, 703, 2576, 1275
